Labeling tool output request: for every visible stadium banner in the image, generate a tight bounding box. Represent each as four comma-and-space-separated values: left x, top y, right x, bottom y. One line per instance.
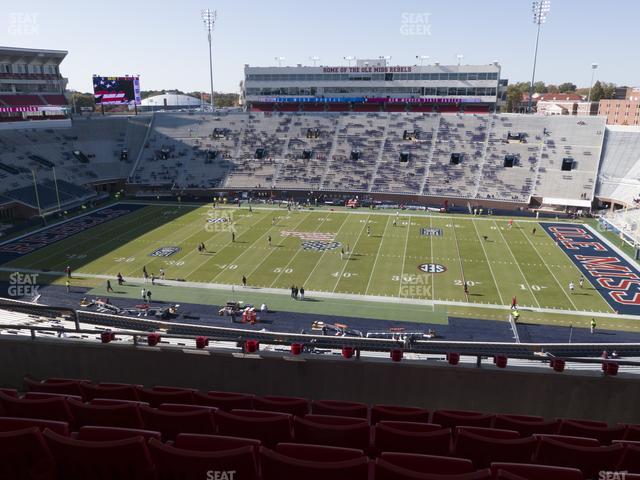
0, 203, 146, 264
541, 223, 640, 315
257, 96, 483, 104
93, 75, 141, 105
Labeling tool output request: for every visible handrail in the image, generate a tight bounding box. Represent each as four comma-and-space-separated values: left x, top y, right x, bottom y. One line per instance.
1, 296, 639, 361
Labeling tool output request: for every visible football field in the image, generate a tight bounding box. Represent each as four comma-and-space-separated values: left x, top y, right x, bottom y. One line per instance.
1, 203, 617, 315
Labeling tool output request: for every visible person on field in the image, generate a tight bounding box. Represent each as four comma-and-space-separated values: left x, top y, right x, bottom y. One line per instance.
106, 280, 114, 293
242, 275, 247, 287
569, 281, 575, 294
591, 318, 597, 334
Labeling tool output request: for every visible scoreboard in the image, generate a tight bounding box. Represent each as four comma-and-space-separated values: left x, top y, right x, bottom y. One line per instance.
92, 75, 141, 105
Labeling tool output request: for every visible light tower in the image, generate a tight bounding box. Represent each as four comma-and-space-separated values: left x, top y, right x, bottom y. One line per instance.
201, 9, 217, 111
274, 56, 285, 67
309, 56, 320, 66
587, 63, 598, 103
528, 0, 550, 113
343, 56, 355, 67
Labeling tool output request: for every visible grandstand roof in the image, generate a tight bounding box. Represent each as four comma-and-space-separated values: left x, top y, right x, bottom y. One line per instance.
0, 45, 67, 61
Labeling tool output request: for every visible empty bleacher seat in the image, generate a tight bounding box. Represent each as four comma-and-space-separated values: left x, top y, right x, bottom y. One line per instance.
77, 425, 161, 442
0, 427, 55, 480
253, 395, 309, 416
493, 414, 560, 436
453, 429, 537, 468
0, 416, 69, 436
371, 404, 430, 424
44, 428, 155, 479
0, 391, 73, 424
490, 462, 584, 480
215, 409, 293, 448
373, 421, 451, 456
137, 387, 194, 407
311, 399, 368, 419
259, 445, 370, 480
558, 418, 627, 445
380, 452, 475, 474
293, 414, 370, 451
433, 410, 495, 429
374, 458, 492, 480
24, 377, 83, 397
193, 391, 254, 410
68, 398, 144, 429
533, 437, 624, 479
80, 383, 140, 402
139, 405, 215, 441
275, 442, 364, 461
149, 439, 258, 480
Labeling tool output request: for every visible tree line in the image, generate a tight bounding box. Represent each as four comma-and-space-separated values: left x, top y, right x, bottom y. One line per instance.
504, 80, 617, 112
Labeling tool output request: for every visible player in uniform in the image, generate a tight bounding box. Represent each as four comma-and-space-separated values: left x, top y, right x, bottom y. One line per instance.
569, 281, 575, 294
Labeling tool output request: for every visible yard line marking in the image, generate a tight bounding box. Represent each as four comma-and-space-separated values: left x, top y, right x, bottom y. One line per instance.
492, 220, 540, 308
365, 215, 391, 295
397, 216, 412, 297
450, 220, 468, 301
301, 213, 350, 289
471, 219, 505, 305
331, 214, 371, 293
429, 214, 435, 300
268, 211, 333, 288
516, 222, 579, 310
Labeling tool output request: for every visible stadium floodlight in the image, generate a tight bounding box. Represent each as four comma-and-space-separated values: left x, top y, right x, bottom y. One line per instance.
416, 55, 429, 66
456, 54, 464, 66
528, 0, 551, 113
587, 63, 598, 103
379, 55, 391, 64
201, 8, 217, 111
343, 55, 355, 66
274, 56, 285, 67
309, 56, 320, 66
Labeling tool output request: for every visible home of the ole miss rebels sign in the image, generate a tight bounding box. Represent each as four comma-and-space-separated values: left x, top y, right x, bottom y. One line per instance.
541, 223, 640, 315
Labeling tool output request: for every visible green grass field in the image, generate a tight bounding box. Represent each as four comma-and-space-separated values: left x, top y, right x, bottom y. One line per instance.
2, 203, 616, 316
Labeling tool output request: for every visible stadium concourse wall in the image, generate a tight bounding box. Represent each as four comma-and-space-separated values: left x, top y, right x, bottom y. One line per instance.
125, 185, 534, 211
0, 334, 639, 425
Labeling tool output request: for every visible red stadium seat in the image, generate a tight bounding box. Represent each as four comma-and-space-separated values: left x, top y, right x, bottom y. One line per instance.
373, 421, 452, 456
624, 425, 640, 441
140, 405, 215, 441
158, 403, 217, 413
275, 442, 364, 461
456, 426, 521, 439
534, 434, 601, 447
253, 395, 309, 416
79, 383, 140, 402
533, 437, 624, 478
371, 404, 430, 424
0, 427, 55, 480
77, 425, 161, 442
67, 398, 144, 429
0, 391, 73, 423
136, 387, 194, 407
558, 419, 627, 445
193, 391, 255, 410
380, 451, 475, 474
433, 410, 494, 429
152, 386, 198, 394
490, 462, 584, 480
453, 429, 537, 468
90, 398, 149, 407
617, 443, 640, 474
174, 433, 261, 451
293, 414, 370, 450
374, 459, 493, 480
493, 414, 560, 436
311, 399, 369, 419
43, 428, 155, 480
259, 446, 370, 480
0, 388, 18, 397
0, 416, 70, 435
215, 409, 293, 448
24, 392, 83, 401
149, 439, 258, 480
24, 377, 83, 397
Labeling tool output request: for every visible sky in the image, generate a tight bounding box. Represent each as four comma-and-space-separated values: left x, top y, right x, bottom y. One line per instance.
0, 0, 638, 94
